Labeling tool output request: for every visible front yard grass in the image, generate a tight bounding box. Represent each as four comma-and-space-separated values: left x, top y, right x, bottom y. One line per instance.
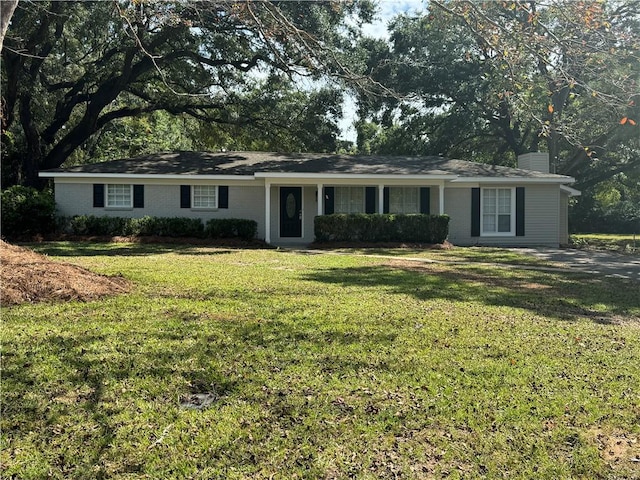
571, 233, 639, 254
2, 242, 639, 479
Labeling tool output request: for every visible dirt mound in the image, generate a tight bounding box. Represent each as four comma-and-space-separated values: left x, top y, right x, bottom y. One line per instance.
1, 241, 130, 306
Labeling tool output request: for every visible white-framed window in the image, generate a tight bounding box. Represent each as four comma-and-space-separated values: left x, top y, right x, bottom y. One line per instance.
481, 187, 515, 235
389, 187, 419, 214
106, 184, 132, 208
334, 187, 365, 214
192, 185, 218, 209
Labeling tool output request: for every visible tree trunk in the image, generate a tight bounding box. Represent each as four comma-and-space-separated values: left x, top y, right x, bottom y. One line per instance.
0, 0, 18, 52
19, 94, 43, 187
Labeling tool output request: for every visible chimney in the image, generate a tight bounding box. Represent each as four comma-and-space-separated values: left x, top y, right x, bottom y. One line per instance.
517, 152, 549, 173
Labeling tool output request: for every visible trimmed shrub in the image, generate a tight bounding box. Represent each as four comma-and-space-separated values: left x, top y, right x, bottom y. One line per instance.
1, 186, 56, 238
63, 215, 204, 238
314, 214, 449, 244
205, 218, 257, 240
147, 217, 205, 238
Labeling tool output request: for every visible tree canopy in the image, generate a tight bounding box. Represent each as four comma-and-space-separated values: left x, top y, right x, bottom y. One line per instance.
1, 0, 375, 186
358, 1, 639, 183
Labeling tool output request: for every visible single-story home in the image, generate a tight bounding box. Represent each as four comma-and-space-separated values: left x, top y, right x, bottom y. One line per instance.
40, 151, 580, 246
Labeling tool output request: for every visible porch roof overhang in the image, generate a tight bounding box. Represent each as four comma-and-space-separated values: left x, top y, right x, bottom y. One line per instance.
560, 185, 582, 196
254, 172, 458, 182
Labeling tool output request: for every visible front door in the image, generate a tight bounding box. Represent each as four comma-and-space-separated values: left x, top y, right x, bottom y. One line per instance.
280, 187, 302, 238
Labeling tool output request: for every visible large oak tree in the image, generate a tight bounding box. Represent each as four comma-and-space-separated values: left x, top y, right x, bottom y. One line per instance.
1, 0, 375, 186
358, 0, 639, 191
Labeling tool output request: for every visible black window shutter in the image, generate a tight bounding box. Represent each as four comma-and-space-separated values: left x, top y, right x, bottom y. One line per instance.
324, 187, 334, 214
133, 185, 144, 208
93, 184, 104, 208
383, 187, 390, 214
218, 186, 229, 208
180, 185, 191, 208
365, 187, 376, 214
516, 187, 525, 236
420, 187, 430, 214
471, 188, 480, 237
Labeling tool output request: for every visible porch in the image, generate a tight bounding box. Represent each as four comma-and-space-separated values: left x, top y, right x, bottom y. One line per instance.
259, 176, 449, 244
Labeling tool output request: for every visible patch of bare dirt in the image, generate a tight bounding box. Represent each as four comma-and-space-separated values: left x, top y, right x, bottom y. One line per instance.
1, 240, 130, 306
590, 428, 640, 467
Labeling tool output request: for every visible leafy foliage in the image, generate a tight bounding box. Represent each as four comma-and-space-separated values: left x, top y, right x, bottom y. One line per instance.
61, 215, 259, 240
205, 218, 258, 240
63, 215, 205, 238
0, 185, 56, 237
1, 0, 376, 185
314, 213, 450, 243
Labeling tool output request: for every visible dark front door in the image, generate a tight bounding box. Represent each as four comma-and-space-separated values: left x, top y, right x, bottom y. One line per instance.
280, 187, 302, 238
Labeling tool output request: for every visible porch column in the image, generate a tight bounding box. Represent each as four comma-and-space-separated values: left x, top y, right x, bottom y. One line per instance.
378, 184, 385, 213
264, 181, 271, 243
439, 182, 445, 215
317, 183, 323, 216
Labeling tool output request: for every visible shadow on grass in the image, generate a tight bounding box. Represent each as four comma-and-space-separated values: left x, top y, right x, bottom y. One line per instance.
301, 263, 640, 324
23, 242, 240, 258
1, 313, 404, 476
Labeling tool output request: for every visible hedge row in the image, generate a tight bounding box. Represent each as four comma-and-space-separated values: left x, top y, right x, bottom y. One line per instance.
314, 213, 449, 244
61, 215, 258, 240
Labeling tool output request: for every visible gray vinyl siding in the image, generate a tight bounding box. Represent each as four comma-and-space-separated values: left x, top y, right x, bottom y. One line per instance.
445, 188, 472, 245
559, 192, 569, 245
430, 187, 440, 214
446, 184, 561, 247
54, 181, 266, 239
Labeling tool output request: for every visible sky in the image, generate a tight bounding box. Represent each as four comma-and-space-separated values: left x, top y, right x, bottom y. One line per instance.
338, 0, 426, 142
362, 0, 426, 39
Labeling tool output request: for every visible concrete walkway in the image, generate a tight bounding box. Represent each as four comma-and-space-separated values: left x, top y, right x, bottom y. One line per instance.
509, 248, 640, 281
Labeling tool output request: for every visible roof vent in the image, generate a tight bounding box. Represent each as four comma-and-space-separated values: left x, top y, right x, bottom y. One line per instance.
517, 152, 549, 173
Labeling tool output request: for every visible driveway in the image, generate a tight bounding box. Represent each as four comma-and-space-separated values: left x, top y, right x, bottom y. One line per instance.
513, 248, 640, 281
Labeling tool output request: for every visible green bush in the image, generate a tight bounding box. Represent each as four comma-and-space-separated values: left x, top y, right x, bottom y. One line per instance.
1, 186, 56, 238
205, 218, 257, 240
148, 217, 205, 238
314, 214, 449, 244
63, 215, 204, 238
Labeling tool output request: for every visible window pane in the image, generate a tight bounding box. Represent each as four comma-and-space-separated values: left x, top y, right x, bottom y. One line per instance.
389, 187, 419, 214
335, 187, 363, 213
193, 185, 217, 208
107, 184, 131, 207
483, 188, 513, 234
389, 188, 402, 213
498, 214, 511, 232
350, 188, 364, 213
498, 189, 511, 214
483, 214, 496, 232
404, 188, 419, 213
335, 187, 349, 213
483, 189, 496, 214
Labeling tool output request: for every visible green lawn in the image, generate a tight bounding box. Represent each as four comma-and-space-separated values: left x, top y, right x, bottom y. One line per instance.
571, 234, 639, 254
2, 242, 639, 479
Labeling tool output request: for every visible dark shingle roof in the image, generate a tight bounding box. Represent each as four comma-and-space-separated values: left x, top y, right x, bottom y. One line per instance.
45, 151, 570, 179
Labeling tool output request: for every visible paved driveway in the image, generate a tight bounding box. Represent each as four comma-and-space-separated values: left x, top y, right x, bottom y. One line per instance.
513, 248, 640, 281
